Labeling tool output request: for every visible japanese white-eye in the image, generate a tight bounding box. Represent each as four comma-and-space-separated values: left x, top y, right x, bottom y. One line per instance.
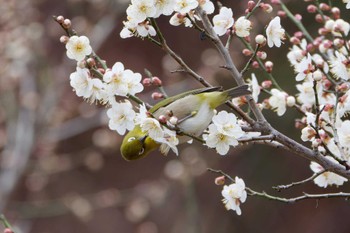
120, 85, 250, 161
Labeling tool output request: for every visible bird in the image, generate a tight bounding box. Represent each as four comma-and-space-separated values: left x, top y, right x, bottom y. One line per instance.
120, 85, 251, 161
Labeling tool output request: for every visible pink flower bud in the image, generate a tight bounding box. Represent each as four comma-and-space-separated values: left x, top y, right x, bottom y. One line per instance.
260, 3, 273, 13
261, 80, 272, 89
323, 79, 332, 90
264, 61, 273, 73
215, 176, 226, 185
307, 5, 317, 13
315, 14, 324, 23
4, 229, 14, 233
331, 7, 340, 19
97, 68, 105, 74
63, 19, 71, 29
319, 3, 330, 11
142, 78, 152, 86
270, 0, 280, 4
152, 76, 162, 86
277, 10, 286, 18
247, 1, 256, 11
338, 83, 349, 92
294, 14, 302, 21
56, 15, 65, 24
294, 31, 303, 39
86, 58, 96, 67
242, 49, 253, 56
252, 61, 259, 69
152, 92, 164, 100
158, 115, 167, 124
295, 120, 304, 129
318, 28, 328, 36
257, 51, 267, 60
290, 36, 300, 45
59, 35, 69, 44
306, 43, 314, 52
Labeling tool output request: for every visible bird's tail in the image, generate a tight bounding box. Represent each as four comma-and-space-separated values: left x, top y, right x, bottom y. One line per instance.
225, 85, 251, 99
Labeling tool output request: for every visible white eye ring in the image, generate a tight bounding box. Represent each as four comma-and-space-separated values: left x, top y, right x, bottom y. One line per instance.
127, 137, 136, 142
139, 147, 145, 155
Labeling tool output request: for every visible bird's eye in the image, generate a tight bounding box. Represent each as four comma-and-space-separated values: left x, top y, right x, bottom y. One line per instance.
127, 137, 136, 142
139, 147, 145, 155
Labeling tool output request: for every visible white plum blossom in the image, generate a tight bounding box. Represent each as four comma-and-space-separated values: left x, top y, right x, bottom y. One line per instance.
287, 39, 307, 65
337, 120, 350, 150
159, 128, 179, 155
296, 80, 315, 108
332, 19, 350, 37
174, 0, 198, 14
199, 0, 215, 14
103, 62, 129, 96
329, 51, 350, 81
250, 73, 260, 102
266, 16, 285, 48
310, 157, 348, 188
125, 70, 144, 95
70, 67, 94, 99
204, 124, 239, 155
140, 118, 164, 141
212, 111, 244, 138
212, 7, 234, 36
126, 0, 157, 23
154, 0, 175, 17
294, 53, 313, 81
268, 89, 287, 116
234, 17, 252, 37
66, 36, 92, 62
107, 100, 136, 135
120, 20, 156, 39
169, 13, 193, 27
301, 126, 316, 142
221, 177, 247, 215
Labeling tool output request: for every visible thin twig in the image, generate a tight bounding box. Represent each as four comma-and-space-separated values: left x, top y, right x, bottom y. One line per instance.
272, 171, 325, 191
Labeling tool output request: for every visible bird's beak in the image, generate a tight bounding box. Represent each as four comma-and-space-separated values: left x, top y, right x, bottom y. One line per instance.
139, 135, 147, 144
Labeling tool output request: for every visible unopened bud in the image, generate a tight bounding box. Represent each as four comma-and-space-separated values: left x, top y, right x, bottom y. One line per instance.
270, 0, 280, 4
4, 229, 14, 233
333, 38, 344, 48
242, 49, 253, 56
264, 61, 273, 73
97, 68, 105, 74
295, 120, 304, 129
169, 116, 178, 125
86, 57, 96, 67
331, 7, 340, 19
158, 115, 167, 124
247, 1, 256, 11
286, 96, 296, 107
63, 19, 72, 29
255, 35, 266, 45
277, 10, 286, 18
214, 176, 226, 185
315, 14, 324, 23
152, 92, 164, 100
306, 43, 314, 52
257, 51, 267, 60
261, 80, 272, 89
323, 103, 334, 112
252, 61, 259, 69
77, 60, 87, 69
56, 15, 65, 24
312, 69, 323, 81
142, 78, 152, 86
319, 3, 330, 11
60, 35, 69, 44
290, 36, 301, 45
338, 83, 349, 92
152, 76, 162, 86
294, 31, 303, 39
294, 14, 302, 21
260, 3, 273, 13
323, 79, 332, 90
307, 5, 317, 13
318, 28, 328, 36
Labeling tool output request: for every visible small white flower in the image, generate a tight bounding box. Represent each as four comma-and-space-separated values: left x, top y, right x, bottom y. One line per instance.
294, 53, 313, 81
154, 0, 175, 17
66, 36, 92, 61
212, 111, 244, 138
329, 51, 350, 81
301, 126, 316, 142
212, 7, 234, 36
70, 67, 93, 98
159, 128, 179, 155
249, 73, 260, 102
221, 177, 247, 215
204, 124, 239, 155
234, 17, 252, 37
140, 118, 164, 141
107, 100, 136, 135
169, 13, 193, 27
337, 120, 350, 149
103, 62, 129, 96
332, 19, 350, 37
135, 103, 149, 125
126, 0, 157, 23
296, 80, 315, 108
199, 0, 215, 14
310, 157, 348, 188
266, 16, 285, 48
124, 70, 144, 95
174, 0, 198, 14
268, 88, 287, 116
120, 20, 157, 38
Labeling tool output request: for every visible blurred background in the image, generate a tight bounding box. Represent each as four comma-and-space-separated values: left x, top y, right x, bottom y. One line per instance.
1, 0, 350, 232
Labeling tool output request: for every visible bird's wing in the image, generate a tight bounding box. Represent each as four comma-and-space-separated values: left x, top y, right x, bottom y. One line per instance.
150, 86, 222, 114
